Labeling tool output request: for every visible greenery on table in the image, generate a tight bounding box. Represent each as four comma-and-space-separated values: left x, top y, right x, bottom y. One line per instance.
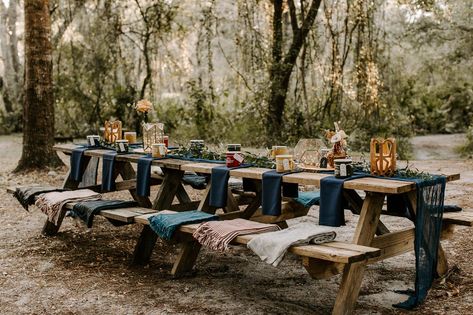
171, 145, 276, 169
353, 158, 435, 180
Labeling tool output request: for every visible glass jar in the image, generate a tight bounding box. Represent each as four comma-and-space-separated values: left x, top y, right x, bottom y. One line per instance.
115, 140, 129, 153
319, 148, 330, 168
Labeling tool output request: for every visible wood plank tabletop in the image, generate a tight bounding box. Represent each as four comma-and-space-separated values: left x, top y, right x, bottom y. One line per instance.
54, 143, 460, 194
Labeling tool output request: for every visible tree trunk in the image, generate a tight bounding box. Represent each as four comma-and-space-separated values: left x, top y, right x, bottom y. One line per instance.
266, 0, 322, 144
15, 0, 62, 172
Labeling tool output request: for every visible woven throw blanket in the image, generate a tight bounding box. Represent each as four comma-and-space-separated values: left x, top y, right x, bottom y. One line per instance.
148, 210, 219, 240
13, 186, 66, 211
193, 218, 279, 251
247, 222, 336, 267
35, 189, 102, 224
72, 199, 138, 228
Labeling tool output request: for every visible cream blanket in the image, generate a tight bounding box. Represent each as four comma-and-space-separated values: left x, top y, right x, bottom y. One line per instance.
247, 222, 336, 267
35, 189, 101, 224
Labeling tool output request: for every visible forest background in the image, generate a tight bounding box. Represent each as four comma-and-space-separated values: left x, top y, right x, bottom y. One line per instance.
0, 0, 472, 158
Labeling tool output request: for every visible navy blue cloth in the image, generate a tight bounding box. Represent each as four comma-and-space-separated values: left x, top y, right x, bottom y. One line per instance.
70, 147, 90, 182
391, 176, 446, 309
444, 205, 462, 212
71, 199, 138, 228
261, 170, 299, 216
319, 174, 366, 227
101, 152, 117, 192
182, 173, 208, 190
209, 164, 252, 208
136, 155, 153, 197
387, 194, 412, 218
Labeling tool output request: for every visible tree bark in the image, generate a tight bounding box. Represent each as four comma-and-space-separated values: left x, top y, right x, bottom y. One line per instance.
15, 0, 62, 172
266, 0, 322, 144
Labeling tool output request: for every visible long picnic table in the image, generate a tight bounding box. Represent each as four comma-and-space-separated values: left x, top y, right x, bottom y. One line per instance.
51, 143, 462, 314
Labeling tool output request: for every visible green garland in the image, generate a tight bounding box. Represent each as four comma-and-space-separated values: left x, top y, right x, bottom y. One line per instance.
171, 145, 276, 169
353, 157, 434, 180
96, 141, 433, 178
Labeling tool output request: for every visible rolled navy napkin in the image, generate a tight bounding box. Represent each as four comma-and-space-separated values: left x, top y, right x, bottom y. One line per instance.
319, 174, 366, 227
261, 170, 299, 216
209, 164, 252, 208
101, 151, 117, 192
136, 155, 153, 197
70, 147, 90, 182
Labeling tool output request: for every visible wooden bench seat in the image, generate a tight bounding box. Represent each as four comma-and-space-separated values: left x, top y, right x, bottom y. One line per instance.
442, 211, 473, 226
134, 213, 380, 264
7, 186, 158, 224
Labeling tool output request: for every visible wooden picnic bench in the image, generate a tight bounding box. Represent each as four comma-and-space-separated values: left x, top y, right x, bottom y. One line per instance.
13, 143, 465, 314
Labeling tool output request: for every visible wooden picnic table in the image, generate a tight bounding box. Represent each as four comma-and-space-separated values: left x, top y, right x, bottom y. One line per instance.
52, 143, 462, 314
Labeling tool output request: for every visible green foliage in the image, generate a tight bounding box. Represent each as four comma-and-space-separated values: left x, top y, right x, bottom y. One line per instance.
0, 109, 22, 134
2, 0, 471, 160
458, 126, 473, 158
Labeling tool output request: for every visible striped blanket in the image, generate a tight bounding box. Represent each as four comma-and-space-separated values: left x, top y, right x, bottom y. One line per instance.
193, 218, 279, 251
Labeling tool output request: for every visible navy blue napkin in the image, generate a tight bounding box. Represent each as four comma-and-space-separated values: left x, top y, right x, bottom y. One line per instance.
136, 155, 153, 197
261, 170, 299, 216
209, 164, 252, 208
70, 147, 90, 182
101, 151, 117, 191
319, 174, 366, 227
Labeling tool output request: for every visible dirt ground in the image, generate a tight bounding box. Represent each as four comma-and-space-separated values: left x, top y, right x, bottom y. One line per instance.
0, 134, 472, 315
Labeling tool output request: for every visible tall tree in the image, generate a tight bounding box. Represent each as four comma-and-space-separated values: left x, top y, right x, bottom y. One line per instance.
15, 0, 62, 172
266, 0, 322, 144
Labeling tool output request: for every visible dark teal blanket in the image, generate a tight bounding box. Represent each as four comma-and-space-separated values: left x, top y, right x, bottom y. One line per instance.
148, 210, 218, 240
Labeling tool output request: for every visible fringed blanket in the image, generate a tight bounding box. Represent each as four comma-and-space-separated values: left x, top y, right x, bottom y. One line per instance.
193, 218, 279, 251
35, 189, 101, 224
13, 186, 66, 211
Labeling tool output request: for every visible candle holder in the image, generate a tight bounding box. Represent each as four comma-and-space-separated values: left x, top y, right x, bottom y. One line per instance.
104, 120, 122, 143
142, 122, 164, 153
370, 138, 396, 177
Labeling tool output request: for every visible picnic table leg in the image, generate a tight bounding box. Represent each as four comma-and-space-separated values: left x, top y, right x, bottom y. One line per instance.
132, 225, 158, 265
116, 161, 152, 208
171, 241, 202, 277
197, 183, 216, 213
170, 183, 215, 275
172, 180, 254, 276
344, 189, 390, 236
132, 168, 185, 265
332, 192, 385, 315
176, 183, 192, 204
